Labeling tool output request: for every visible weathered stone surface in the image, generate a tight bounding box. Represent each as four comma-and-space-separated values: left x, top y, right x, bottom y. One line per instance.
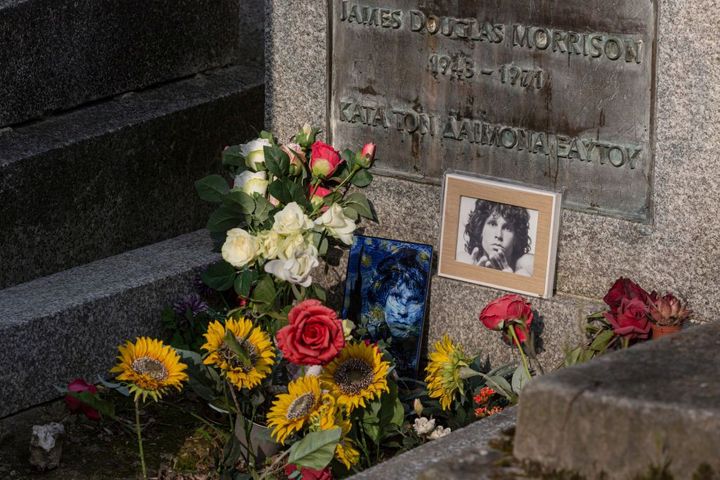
0, 66, 263, 289
349, 408, 517, 480
514, 324, 720, 479
0, 0, 260, 127
266, 0, 720, 356
0, 230, 219, 418
29, 423, 65, 471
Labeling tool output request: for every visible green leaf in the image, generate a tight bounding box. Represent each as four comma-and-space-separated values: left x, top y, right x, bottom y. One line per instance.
511, 365, 530, 393
288, 181, 311, 209
201, 261, 236, 291
259, 130, 275, 143
344, 192, 374, 219
195, 175, 230, 203
288, 428, 342, 470
350, 169, 373, 187
234, 269, 257, 298
318, 236, 329, 256
343, 206, 359, 221
253, 196, 274, 224
309, 284, 327, 303
251, 275, 276, 305
268, 180, 292, 204
223, 330, 252, 370
206, 205, 244, 233
222, 145, 246, 168
224, 190, 256, 214
590, 329, 615, 352
68, 391, 116, 419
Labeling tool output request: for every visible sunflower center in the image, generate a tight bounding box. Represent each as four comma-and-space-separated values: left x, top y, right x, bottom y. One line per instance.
132, 356, 168, 381
286, 393, 316, 420
333, 358, 374, 395
220, 338, 258, 373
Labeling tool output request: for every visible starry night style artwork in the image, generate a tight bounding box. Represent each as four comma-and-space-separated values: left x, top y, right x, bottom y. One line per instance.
342, 235, 433, 378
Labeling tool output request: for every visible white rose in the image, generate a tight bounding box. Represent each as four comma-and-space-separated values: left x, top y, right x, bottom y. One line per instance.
413, 417, 436, 436
264, 243, 319, 287
240, 138, 271, 171
257, 230, 281, 259
233, 170, 268, 197
428, 426, 451, 440
221, 228, 259, 268
277, 232, 306, 259
272, 202, 313, 235
314, 204, 356, 245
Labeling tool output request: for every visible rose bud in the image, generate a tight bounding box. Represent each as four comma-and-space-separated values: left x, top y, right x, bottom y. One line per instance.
65, 378, 101, 421
295, 123, 319, 149
479, 294, 533, 343
357, 143, 376, 168
281, 143, 306, 176
309, 185, 332, 210
310, 141, 343, 179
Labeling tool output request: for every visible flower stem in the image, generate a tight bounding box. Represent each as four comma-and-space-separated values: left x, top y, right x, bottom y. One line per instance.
134, 398, 147, 480
509, 327, 532, 382
332, 165, 361, 193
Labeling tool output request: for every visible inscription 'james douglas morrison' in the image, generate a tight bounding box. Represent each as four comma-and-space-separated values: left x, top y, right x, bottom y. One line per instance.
339, 99, 643, 169
339, 1, 645, 64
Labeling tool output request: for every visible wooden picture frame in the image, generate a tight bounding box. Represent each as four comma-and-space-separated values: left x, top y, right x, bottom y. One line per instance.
438, 173, 562, 298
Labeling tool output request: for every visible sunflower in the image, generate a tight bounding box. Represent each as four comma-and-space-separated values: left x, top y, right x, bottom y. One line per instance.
267, 375, 323, 444
309, 394, 360, 469
111, 337, 188, 402
320, 342, 390, 412
425, 335, 471, 410
202, 317, 275, 390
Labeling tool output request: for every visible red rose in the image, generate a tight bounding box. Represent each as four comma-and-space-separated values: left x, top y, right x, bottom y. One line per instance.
65, 378, 100, 421
603, 278, 652, 312
285, 464, 333, 480
310, 141, 342, 178
276, 300, 345, 365
479, 294, 533, 343
309, 185, 332, 210
604, 297, 651, 339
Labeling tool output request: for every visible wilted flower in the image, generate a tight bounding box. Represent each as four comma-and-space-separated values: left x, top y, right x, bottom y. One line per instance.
428, 426, 451, 440
172, 293, 209, 316
413, 417, 436, 436
649, 293, 691, 327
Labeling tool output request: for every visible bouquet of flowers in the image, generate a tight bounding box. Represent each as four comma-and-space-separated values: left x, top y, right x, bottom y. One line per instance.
194, 124, 377, 331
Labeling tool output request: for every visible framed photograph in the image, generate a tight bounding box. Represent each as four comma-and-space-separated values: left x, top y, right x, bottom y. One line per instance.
341, 235, 433, 378
438, 173, 562, 298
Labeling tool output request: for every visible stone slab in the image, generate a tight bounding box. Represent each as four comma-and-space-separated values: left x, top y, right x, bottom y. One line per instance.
513, 323, 720, 479
349, 408, 517, 480
0, 230, 219, 418
331, 0, 655, 221
0, 0, 258, 127
266, 0, 720, 359
0, 65, 263, 289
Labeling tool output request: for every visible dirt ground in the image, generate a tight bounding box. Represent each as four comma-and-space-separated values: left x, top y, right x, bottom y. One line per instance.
0, 393, 213, 480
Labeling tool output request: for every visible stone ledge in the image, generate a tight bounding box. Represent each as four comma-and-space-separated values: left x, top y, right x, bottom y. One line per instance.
0, 0, 258, 127
513, 324, 720, 479
0, 230, 219, 418
0, 65, 263, 289
349, 408, 517, 480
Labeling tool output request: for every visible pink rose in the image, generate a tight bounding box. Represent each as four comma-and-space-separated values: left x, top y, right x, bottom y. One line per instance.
310, 141, 342, 178
281, 143, 306, 176
604, 297, 651, 339
479, 294, 533, 343
358, 143, 376, 168
276, 300, 345, 365
309, 185, 332, 210
65, 378, 100, 421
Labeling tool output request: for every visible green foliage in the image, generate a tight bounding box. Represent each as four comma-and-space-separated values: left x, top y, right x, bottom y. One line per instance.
196, 175, 230, 203
201, 261, 236, 291
221, 145, 246, 169
350, 169, 373, 187
67, 391, 116, 419
163, 306, 213, 352
343, 192, 374, 220
288, 428, 342, 470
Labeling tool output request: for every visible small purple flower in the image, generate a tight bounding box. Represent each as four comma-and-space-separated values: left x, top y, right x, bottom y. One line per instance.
173, 293, 209, 316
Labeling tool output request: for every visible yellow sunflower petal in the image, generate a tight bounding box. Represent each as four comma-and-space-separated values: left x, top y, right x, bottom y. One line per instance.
267, 375, 323, 444
424, 335, 470, 411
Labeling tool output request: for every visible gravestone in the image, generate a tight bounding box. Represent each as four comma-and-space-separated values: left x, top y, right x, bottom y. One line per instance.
331, 0, 655, 221
265, 0, 720, 366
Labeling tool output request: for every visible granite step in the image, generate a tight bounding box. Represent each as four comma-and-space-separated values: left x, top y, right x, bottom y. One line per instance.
513, 324, 720, 479
0, 229, 219, 418
0, 0, 263, 127
0, 65, 263, 289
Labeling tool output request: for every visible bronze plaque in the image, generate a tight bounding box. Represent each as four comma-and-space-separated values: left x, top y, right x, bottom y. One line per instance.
330, 0, 656, 221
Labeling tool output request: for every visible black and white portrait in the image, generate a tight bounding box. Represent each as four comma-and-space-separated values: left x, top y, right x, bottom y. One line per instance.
455, 197, 538, 277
